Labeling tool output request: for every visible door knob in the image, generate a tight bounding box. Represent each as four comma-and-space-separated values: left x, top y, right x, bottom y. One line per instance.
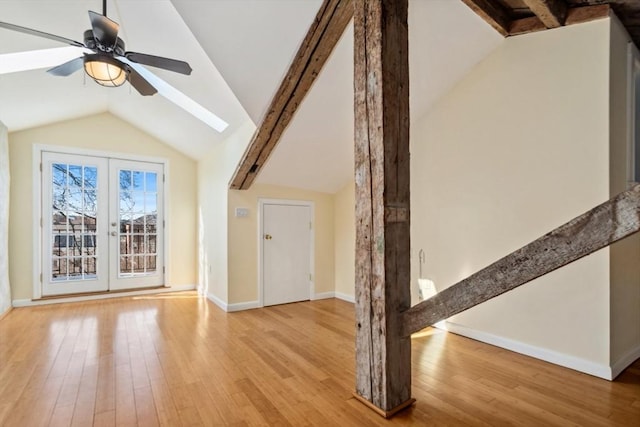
264, 234, 272, 240
111, 222, 117, 227
110, 231, 117, 236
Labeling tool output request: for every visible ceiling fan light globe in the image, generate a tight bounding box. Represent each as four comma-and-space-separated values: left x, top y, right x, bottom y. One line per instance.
84, 55, 128, 87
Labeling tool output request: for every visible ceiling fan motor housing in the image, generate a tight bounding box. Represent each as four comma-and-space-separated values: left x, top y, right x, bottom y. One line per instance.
83, 29, 125, 56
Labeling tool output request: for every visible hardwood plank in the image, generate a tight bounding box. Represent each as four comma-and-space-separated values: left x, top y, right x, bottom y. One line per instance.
92, 410, 115, 427
134, 385, 160, 427
149, 378, 181, 426
354, 0, 412, 414
522, 0, 568, 28
71, 362, 98, 427
0, 294, 638, 425
94, 354, 115, 416
403, 184, 640, 336
49, 404, 74, 427
229, 0, 354, 190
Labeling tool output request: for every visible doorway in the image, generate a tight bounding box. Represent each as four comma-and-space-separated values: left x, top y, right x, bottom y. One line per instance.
259, 199, 313, 306
629, 41, 640, 184
39, 149, 165, 296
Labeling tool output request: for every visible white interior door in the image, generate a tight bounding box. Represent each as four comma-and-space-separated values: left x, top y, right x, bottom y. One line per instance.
41, 151, 164, 296
262, 202, 312, 306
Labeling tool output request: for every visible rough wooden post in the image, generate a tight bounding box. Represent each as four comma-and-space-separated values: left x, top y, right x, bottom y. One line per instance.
353, 0, 413, 417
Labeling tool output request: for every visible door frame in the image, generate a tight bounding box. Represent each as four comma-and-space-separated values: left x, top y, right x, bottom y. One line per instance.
32, 144, 170, 299
627, 41, 640, 186
257, 198, 315, 307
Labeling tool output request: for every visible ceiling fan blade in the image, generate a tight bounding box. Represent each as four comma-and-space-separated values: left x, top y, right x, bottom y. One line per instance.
47, 57, 84, 77
124, 52, 192, 75
0, 21, 84, 47
128, 67, 158, 96
0, 46, 88, 75
120, 58, 228, 132
88, 11, 119, 50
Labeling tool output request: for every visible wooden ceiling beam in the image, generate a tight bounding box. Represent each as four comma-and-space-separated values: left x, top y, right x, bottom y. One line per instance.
229, 0, 353, 190
460, 0, 511, 36
522, 0, 568, 28
509, 4, 610, 36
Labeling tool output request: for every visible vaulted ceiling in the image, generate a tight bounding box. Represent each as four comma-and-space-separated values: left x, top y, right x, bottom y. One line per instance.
2, 1, 635, 194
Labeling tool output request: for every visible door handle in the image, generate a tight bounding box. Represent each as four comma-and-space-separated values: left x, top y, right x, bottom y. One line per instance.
264, 234, 272, 240
110, 231, 117, 236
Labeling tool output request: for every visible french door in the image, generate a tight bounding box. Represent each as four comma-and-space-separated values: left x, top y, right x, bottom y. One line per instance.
41, 151, 164, 296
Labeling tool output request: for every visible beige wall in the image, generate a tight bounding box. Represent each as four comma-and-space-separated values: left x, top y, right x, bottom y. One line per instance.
334, 180, 355, 300
8, 112, 198, 300
608, 14, 640, 370
197, 121, 254, 304
410, 20, 612, 367
228, 183, 335, 304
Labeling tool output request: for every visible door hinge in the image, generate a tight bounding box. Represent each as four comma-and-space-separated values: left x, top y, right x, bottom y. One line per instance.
39, 273, 42, 283
163, 220, 165, 228
309, 273, 313, 281
163, 174, 165, 183
309, 222, 313, 230
163, 266, 165, 274
40, 218, 43, 227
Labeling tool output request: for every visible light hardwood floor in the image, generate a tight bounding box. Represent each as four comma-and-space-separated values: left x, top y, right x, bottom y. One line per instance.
0, 292, 638, 426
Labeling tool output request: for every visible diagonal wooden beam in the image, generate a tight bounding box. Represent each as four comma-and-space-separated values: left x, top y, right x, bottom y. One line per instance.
522, 0, 568, 28
229, 0, 353, 190
403, 184, 640, 336
460, 0, 511, 36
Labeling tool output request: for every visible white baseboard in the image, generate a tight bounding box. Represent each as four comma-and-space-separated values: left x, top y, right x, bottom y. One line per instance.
205, 293, 260, 312
227, 300, 260, 312
611, 344, 640, 379
311, 291, 335, 300
213, 292, 340, 312
12, 284, 196, 307
206, 293, 228, 311
335, 292, 355, 303
439, 321, 613, 380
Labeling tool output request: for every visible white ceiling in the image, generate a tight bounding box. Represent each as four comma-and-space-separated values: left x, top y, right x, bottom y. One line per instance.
256, 0, 504, 193
0, 0, 503, 193
0, 0, 251, 159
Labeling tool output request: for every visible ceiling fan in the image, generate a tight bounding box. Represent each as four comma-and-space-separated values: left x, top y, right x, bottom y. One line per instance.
0, 0, 228, 131
0, 0, 191, 95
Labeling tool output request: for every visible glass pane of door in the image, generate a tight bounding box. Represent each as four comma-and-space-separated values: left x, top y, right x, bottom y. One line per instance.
117, 169, 158, 276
